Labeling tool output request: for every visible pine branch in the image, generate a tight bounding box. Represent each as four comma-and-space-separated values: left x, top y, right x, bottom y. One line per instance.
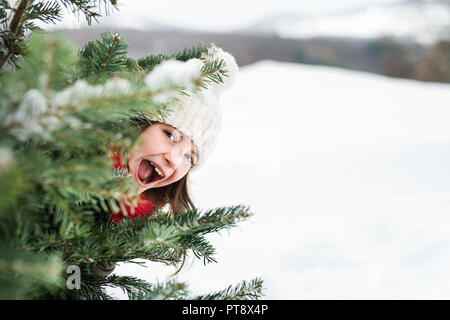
129, 279, 189, 300
136, 53, 171, 73
133, 205, 252, 265
179, 234, 217, 264
0, 1, 119, 71
0, 0, 30, 70
58, 0, 118, 25
43, 205, 252, 269
46, 186, 82, 225
191, 278, 264, 300
174, 43, 208, 61
62, 272, 154, 300
1, 49, 225, 146
24, 1, 62, 25
105, 274, 154, 299
136, 43, 208, 73
78, 31, 129, 81
200, 59, 228, 89
130, 278, 265, 301
138, 205, 252, 244
9, 0, 30, 35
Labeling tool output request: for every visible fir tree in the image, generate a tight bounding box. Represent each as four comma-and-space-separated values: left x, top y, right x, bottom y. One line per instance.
0, 1, 263, 300
0, 0, 119, 71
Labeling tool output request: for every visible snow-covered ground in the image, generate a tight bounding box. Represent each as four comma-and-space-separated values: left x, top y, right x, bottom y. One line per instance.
111, 61, 450, 299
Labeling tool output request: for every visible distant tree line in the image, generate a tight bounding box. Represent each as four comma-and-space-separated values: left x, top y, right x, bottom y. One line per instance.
61, 28, 450, 84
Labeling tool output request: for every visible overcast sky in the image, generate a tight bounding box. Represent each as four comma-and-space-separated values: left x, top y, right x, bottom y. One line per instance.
51, 0, 407, 32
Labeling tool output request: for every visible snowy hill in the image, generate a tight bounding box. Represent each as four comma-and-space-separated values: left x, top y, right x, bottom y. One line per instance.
242, 0, 450, 44
111, 60, 450, 299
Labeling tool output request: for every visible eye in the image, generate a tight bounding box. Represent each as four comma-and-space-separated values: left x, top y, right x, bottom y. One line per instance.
163, 129, 179, 143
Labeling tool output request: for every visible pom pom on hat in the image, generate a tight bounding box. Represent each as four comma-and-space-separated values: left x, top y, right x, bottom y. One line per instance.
201, 45, 239, 94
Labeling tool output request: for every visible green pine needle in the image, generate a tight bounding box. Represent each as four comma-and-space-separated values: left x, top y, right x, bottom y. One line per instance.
191, 278, 265, 300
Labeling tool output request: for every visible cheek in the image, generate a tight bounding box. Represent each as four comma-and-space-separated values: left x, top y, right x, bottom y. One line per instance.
133, 133, 164, 155
162, 165, 190, 185
173, 165, 190, 181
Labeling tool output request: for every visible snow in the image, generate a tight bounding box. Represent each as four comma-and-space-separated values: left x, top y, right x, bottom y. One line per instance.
275, 2, 450, 44
53, 79, 132, 107
5, 89, 52, 141
6, 89, 47, 124
145, 59, 202, 102
110, 61, 450, 299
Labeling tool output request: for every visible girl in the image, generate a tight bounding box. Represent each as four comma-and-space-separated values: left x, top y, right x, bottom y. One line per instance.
109, 45, 239, 224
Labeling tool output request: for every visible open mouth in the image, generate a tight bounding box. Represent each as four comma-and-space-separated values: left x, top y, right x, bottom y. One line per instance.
135, 159, 165, 186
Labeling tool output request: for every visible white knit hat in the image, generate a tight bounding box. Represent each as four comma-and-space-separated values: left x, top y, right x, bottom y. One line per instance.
149, 45, 239, 168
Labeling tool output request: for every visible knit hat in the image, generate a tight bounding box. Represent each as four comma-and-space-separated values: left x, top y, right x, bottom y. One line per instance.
148, 45, 239, 168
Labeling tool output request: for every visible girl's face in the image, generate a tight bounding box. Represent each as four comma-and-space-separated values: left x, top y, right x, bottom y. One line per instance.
127, 122, 198, 193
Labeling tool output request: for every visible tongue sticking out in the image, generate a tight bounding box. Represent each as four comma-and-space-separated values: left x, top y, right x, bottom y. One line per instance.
138, 160, 154, 182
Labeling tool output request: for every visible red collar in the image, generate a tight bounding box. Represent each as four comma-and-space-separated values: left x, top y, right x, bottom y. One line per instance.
112, 150, 126, 170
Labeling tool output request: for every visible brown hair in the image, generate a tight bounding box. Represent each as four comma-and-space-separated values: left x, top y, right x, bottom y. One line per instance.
144, 176, 194, 276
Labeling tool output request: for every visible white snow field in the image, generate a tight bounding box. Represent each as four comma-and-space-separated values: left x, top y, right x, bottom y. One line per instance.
111, 60, 450, 299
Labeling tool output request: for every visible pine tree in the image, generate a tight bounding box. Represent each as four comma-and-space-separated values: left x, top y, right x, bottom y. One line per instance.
0, 2, 263, 300
0, 0, 119, 71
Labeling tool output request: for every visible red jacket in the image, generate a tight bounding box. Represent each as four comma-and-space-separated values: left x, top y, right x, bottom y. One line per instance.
110, 151, 155, 225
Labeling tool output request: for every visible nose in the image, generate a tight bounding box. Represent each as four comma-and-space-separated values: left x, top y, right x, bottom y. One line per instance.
164, 144, 185, 169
